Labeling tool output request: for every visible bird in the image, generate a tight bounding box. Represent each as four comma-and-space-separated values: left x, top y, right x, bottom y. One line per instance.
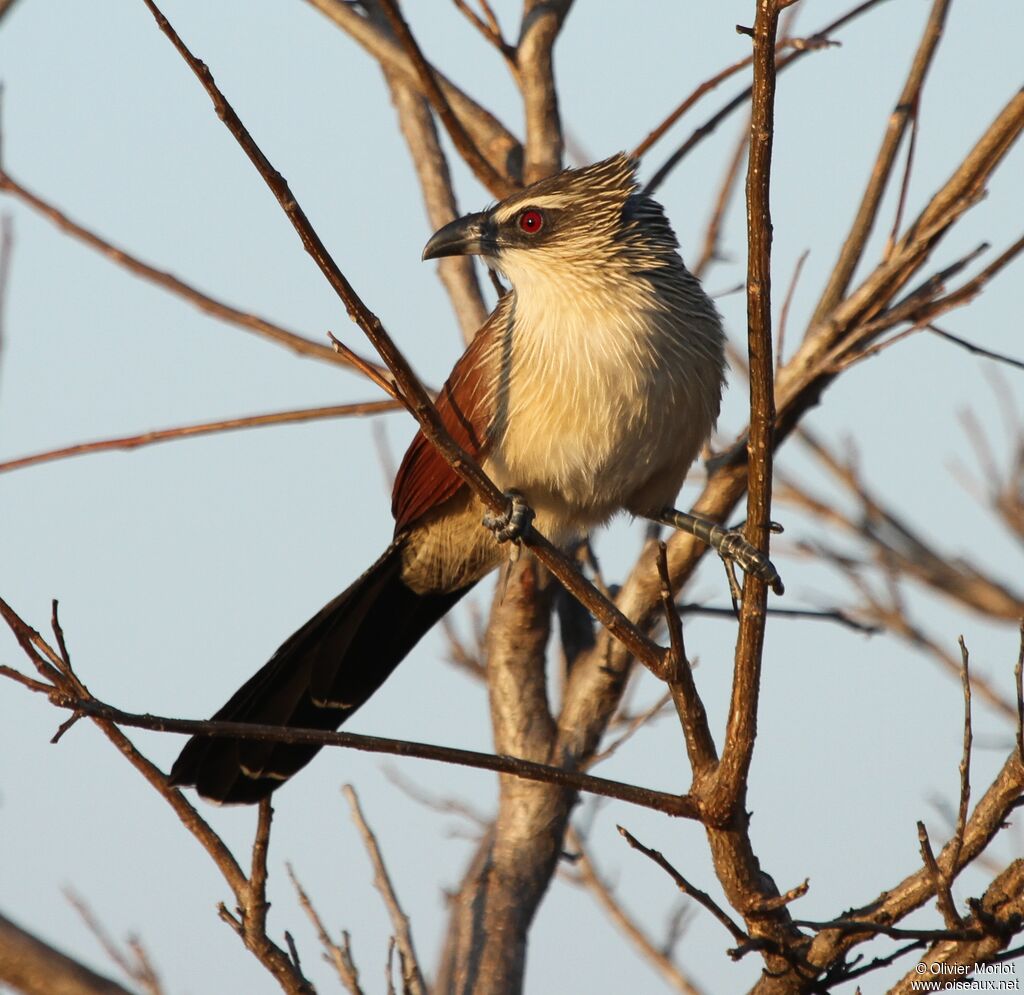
169, 152, 780, 803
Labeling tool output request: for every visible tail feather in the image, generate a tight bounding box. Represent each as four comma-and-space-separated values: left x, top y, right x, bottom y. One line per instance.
169, 542, 472, 803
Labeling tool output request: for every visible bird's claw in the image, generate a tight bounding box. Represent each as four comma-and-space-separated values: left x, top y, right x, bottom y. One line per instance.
715, 528, 785, 598
483, 490, 535, 543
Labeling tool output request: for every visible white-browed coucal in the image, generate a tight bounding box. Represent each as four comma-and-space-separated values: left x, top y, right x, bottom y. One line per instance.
169, 153, 780, 803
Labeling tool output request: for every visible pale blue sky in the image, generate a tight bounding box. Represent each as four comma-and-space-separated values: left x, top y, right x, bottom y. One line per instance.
2, 2, 1022, 992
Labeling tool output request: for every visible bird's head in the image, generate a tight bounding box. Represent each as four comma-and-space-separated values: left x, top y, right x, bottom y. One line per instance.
422, 153, 679, 292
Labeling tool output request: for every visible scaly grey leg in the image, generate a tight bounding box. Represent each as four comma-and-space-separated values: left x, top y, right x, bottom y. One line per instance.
652, 509, 785, 597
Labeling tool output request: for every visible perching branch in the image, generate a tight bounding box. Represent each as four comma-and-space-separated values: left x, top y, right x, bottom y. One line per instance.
138, 0, 670, 684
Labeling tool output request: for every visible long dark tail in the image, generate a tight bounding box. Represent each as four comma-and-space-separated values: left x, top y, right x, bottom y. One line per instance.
169, 541, 473, 803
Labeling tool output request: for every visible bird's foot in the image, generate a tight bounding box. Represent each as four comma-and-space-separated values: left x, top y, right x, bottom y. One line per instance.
483, 490, 535, 543
713, 524, 785, 603
654, 508, 785, 601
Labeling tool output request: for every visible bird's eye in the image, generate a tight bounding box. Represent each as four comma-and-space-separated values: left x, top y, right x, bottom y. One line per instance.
518, 209, 544, 234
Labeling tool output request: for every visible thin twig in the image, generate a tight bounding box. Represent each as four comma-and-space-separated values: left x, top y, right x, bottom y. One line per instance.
776, 249, 809, 375
824, 940, 925, 986
631, 30, 838, 160
0, 213, 12, 397
567, 827, 705, 995
383, 764, 490, 830
883, 94, 920, 259
657, 542, 686, 685
288, 863, 365, 995
587, 690, 673, 769
0, 401, 401, 475
1017, 621, 1024, 764
0, 168, 392, 383
677, 602, 880, 634
950, 637, 973, 876
64, 890, 166, 995
928, 322, 1024, 372
451, 0, 516, 65
809, 0, 953, 328
327, 334, 403, 398
750, 879, 810, 914
917, 821, 963, 929
691, 120, 748, 281
617, 825, 750, 949
376, 0, 515, 198
632, 52, 757, 160
655, 542, 717, 777
246, 800, 274, 940
644, 0, 889, 195
796, 917, 983, 943
342, 785, 427, 995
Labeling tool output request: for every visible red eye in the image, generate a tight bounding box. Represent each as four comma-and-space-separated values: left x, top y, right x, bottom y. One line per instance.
518, 209, 543, 234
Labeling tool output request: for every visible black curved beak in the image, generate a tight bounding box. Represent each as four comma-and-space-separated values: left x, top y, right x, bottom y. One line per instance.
422, 211, 492, 260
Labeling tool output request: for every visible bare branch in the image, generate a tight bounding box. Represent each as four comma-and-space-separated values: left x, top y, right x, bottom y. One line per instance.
0, 212, 12, 396
950, 637, 974, 876
0, 602, 699, 817
792, 429, 1024, 621
304, 0, 522, 179
1017, 621, 1024, 764
567, 827, 706, 995
64, 891, 165, 995
342, 785, 426, 995
451, 0, 516, 68
288, 864, 365, 995
883, 91, 920, 260
678, 601, 880, 634
889, 859, 1024, 992
691, 121, 748, 281
916, 822, 963, 930
0, 401, 401, 476
713, 0, 783, 818
776, 249, 809, 374
617, 826, 750, 950
811, 0, 953, 327
376, 0, 516, 198
0, 168, 391, 384
364, 0, 488, 343
805, 745, 1024, 972
644, 0, 890, 195
517, 0, 572, 182
928, 321, 1024, 371
0, 910, 138, 995
0, 597, 314, 994
655, 542, 717, 777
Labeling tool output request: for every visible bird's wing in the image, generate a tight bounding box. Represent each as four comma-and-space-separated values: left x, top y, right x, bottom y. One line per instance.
391, 300, 505, 532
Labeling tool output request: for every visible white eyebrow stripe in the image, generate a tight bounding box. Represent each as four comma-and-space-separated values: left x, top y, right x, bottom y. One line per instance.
493, 194, 572, 223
